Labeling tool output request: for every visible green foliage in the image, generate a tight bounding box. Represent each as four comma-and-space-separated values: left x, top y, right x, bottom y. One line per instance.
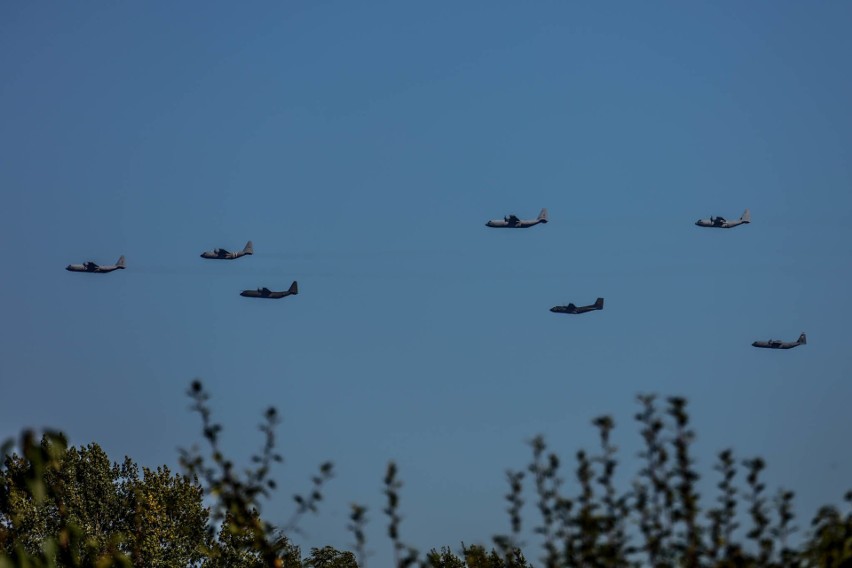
304, 546, 358, 568
3, 384, 851, 568
178, 380, 334, 568
346, 504, 368, 567
489, 395, 852, 568
203, 512, 302, 568
802, 493, 852, 568
0, 431, 205, 568
425, 544, 530, 568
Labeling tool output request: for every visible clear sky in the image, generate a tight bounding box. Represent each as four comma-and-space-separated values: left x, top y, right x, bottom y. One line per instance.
2, 2, 851, 563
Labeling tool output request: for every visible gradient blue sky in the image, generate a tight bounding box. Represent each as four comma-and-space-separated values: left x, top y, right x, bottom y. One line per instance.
2, 2, 851, 563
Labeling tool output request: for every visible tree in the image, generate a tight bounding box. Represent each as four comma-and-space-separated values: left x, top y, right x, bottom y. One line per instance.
801, 495, 852, 568
424, 545, 531, 568
123, 463, 209, 566
4, 384, 852, 567
204, 512, 303, 568
304, 546, 358, 568
0, 432, 207, 568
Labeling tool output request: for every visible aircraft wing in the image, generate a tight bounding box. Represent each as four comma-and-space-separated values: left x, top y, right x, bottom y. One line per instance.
218, 248, 231, 256
261, 287, 271, 294
507, 214, 520, 223
85, 262, 99, 270
567, 303, 577, 310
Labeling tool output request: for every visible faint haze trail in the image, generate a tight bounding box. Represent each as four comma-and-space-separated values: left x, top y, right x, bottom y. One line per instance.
94, 256, 840, 281
127, 266, 224, 276
254, 248, 465, 260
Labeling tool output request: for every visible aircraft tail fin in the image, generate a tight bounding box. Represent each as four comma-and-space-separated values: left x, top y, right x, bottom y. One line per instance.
288, 281, 299, 295
243, 241, 254, 255
798, 332, 807, 345
741, 209, 751, 223
537, 208, 549, 224
594, 297, 604, 309
116, 255, 126, 269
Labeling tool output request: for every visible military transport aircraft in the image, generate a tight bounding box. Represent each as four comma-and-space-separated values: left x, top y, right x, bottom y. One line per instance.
550, 298, 604, 314
66, 256, 126, 273
695, 209, 750, 229
752, 333, 807, 349
485, 208, 548, 228
200, 241, 253, 260
240, 281, 298, 299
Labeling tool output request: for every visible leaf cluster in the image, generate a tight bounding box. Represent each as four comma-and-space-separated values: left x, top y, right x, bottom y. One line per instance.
3, 385, 851, 568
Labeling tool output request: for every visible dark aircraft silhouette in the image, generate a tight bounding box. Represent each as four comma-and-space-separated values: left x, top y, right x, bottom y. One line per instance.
695, 209, 750, 229
752, 333, 806, 349
550, 297, 604, 314
240, 281, 298, 299
66, 255, 126, 273
485, 208, 548, 228
201, 241, 253, 260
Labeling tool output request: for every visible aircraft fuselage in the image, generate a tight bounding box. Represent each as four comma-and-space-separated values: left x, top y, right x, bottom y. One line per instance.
200, 250, 248, 260
752, 334, 806, 349
551, 305, 597, 314
485, 219, 544, 228
240, 290, 292, 299
240, 281, 298, 299
752, 341, 801, 349
201, 241, 253, 260
65, 263, 124, 273
695, 218, 746, 229
695, 209, 750, 229
485, 208, 548, 228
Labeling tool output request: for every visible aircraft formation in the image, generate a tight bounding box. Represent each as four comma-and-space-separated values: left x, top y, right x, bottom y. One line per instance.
67, 243, 296, 301
479, 207, 805, 349
65, 207, 804, 348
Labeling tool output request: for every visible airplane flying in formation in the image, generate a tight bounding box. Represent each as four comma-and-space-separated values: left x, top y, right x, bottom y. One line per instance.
752, 333, 807, 350
550, 297, 604, 314
66, 255, 126, 273
695, 209, 751, 229
486, 208, 548, 228
200, 241, 253, 260
240, 281, 298, 299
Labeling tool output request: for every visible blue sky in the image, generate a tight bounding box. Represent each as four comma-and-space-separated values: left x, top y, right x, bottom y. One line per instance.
2, 2, 851, 562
